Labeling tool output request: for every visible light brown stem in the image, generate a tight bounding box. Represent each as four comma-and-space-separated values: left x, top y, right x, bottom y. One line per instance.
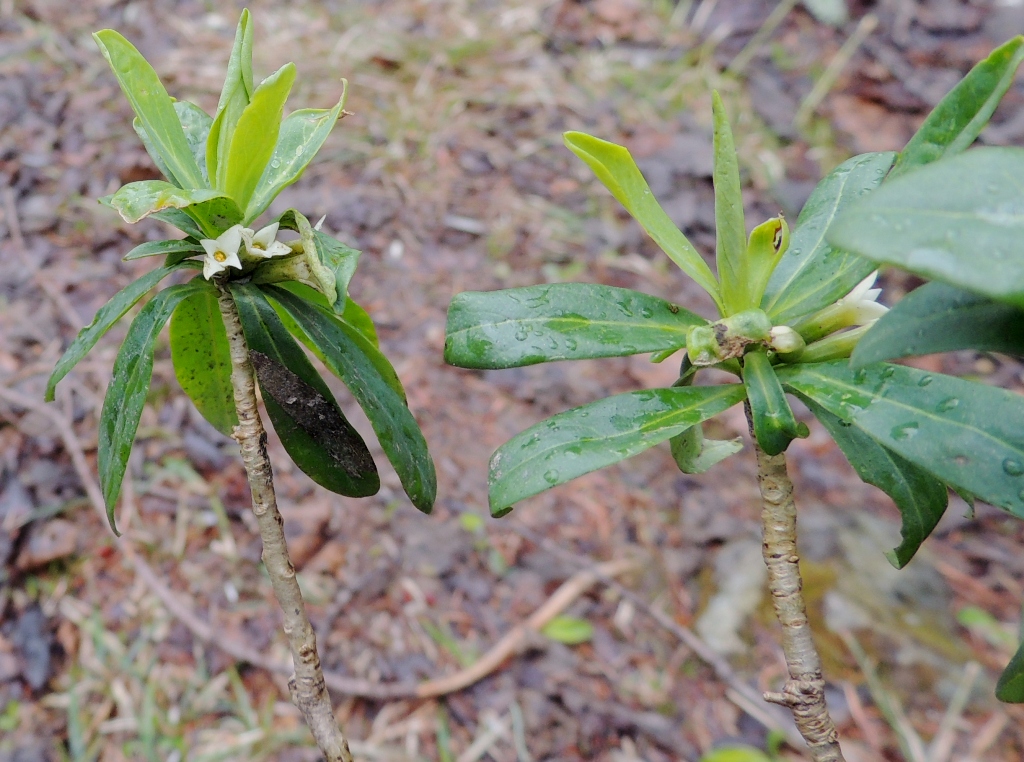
749, 407, 845, 762
217, 286, 353, 762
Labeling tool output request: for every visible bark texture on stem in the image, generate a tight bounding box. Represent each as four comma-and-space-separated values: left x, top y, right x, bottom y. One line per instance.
217, 286, 353, 762
749, 408, 845, 762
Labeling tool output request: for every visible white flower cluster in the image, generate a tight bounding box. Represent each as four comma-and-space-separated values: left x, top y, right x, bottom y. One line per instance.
200, 223, 291, 280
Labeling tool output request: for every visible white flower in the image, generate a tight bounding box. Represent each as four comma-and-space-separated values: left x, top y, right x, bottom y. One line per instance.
839, 271, 888, 325
201, 224, 244, 280
241, 222, 292, 259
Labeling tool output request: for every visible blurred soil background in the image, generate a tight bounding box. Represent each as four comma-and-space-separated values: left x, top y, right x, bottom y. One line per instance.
3, 0, 1024, 759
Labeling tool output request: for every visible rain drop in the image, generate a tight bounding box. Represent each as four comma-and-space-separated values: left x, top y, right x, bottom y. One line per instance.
543, 469, 560, 484
937, 397, 959, 412
514, 328, 528, 341
640, 307, 653, 319
890, 421, 919, 440
1003, 458, 1024, 477
853, 368, 867, 385
270, 159, 282, 169
1018, 487, 1024, 502
881, 366, 896, 380
917, 375, 933, 387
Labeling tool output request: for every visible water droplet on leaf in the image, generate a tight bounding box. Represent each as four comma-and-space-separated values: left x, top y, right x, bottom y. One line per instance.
891, 421, 919, 440
543, 469, 560, 484
1003, 458, 1024, 477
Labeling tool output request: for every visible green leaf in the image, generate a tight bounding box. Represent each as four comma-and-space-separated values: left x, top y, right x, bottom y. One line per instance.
997, 639, 1024, 702
103, 181, 242, 236
123, 239, 204, 262
891, 36, 1024, 180
46, 261, 200, 401
169, 283, 237, 436
266, 286, 436, 513
742, 348, 807, 456
762, 151, 896, 325
489, 385, 746, 515
93, 30, 206, 191
745, 215, 789, 310
98, 281, 206, 532
711, 92, 748, 316
670, 424, 743, 474
800, 397, 947, 568
563, 131, 722, 307
827, 147, 1024, 309
206, 9, 254, 187
445, 284, 706, 369
777, 360, 1024, 517
272, 281, 380, 348
852, 282, 1024, 366
245, 88, 348, 223
276, 209, 347, 308
221, 63, 296, 211
229, 283, 379, 498
134, 101, 213, 188
540, 616, 594, 645
150, 208, 204, 239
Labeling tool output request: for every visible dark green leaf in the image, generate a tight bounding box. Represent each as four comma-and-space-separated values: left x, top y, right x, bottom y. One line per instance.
245, 91, 348, 222
891, 36, 1024, 179
98, 281, 206, 532
743, 348, 807, 456
711, 92, 748, 316
123, 239, 204, 262
169, 283, 237, 436
852, 282, 1024, 366
489, 385, 746, 515
207, 9, 254, 187
272, 282, 379, 347
563, 131, 721, 306
266, 286, 436, 512
222, 63, 296, 212
827, 147, 1024, 309
997, 639, 1024, 702
150, 208, 204, 239
229, 283, 379, 498
103, 181, 242, 236
93, 30, 206, 190
777, 360, 1024, 517
800, 397, 947, 568
762, 152, 895, 324
46, 261, 200, 401
445, 284, 706, 369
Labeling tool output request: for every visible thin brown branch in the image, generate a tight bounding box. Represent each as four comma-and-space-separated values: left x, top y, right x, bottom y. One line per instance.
749, 405, 845, 762
216, 286, 354, 762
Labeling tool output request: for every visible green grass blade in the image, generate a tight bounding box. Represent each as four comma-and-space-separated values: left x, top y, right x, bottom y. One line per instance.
445, 284, 705, 369
488, 385, 746, 515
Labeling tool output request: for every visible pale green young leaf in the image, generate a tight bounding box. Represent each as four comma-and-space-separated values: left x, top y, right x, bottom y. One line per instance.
891, 35, 1024, 179
206, 9, 254, 186
93, 30, 205, 190
563, 131, 721, 308
711, 92, 748, 316
245, 88, 348, 223
134, 101, 213, 188
222, 63, 296, 211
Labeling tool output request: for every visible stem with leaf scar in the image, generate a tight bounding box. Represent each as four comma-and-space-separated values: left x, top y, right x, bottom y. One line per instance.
747, 404, 845, 762
216, 285, 354, 762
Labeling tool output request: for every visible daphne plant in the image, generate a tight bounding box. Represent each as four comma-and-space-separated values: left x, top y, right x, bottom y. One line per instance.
46, 11, 436, 761
444, 37, 1024, 762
